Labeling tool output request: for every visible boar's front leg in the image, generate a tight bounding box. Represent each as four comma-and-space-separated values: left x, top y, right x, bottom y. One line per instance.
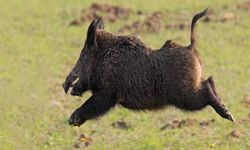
68, 92, 117, 126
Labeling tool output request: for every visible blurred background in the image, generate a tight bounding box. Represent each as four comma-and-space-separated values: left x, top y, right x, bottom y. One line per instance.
0, 0, 249, 149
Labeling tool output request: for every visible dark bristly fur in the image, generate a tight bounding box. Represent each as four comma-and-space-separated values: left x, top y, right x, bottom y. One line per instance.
62, 9, 234, 127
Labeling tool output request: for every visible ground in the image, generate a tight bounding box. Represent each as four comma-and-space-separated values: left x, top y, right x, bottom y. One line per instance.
0, 0, 249, 149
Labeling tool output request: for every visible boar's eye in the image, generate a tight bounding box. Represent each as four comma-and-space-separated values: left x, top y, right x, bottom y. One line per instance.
83, 55, 87, 61
79, 53, 88, 63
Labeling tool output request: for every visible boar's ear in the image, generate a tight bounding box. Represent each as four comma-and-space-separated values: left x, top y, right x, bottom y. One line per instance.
86, 17, 104, 48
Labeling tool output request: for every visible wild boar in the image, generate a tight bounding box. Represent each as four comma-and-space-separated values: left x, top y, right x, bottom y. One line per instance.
62, 8, 234, 126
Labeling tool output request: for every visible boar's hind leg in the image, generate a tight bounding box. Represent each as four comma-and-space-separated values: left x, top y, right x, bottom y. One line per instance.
206, 77, 234, 122
207, 76, 218, 97
68, 92, 117, 126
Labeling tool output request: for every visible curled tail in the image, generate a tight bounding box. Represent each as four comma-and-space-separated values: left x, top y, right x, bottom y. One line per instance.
189, 8, 208, 49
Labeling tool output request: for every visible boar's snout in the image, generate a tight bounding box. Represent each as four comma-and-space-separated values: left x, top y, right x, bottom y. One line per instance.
62, 73, 78, 94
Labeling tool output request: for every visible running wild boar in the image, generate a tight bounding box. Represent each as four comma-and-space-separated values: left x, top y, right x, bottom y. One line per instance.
62, 8, 234, 126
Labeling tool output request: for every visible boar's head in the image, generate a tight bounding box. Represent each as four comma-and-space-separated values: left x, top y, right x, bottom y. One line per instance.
62, 17, 104, 94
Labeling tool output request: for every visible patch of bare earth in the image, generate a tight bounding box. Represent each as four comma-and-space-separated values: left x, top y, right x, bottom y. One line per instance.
118, 11, 163, 33
160, 118, 215, 130
68, 3, 240, 34
69, 3, 131, 26
237, 1, 250, 11
230, 129, 241, 138
243, 95, 250, 107
165, 21, 189, 30
203, 8, 236, 23
73, 134, 93, 149
111, 118, 130, 130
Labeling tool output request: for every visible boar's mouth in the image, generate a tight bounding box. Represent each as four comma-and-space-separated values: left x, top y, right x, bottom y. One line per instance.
62, 73, 79, 94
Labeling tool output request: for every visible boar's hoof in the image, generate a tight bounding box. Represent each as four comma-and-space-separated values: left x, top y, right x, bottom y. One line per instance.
207, 82, 235, 122
218, 105, 235, 122
68, 110, 86, 126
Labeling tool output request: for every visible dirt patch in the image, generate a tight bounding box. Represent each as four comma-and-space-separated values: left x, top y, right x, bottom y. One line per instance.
237, 1, 250, 11
160, 118, 215, 130
203, 8, 236, 23
221, 12, 235, 22
111, 119, 130, 130
199, 119, 215, 127
70, 3, 131, 26
243, 95, 250, 107
165, 21, 189, 30
119, 8, 237, 34
69, 4, 237, 33
160, 119, 197, 130
73, 134, 93, 148
230, 129, 241, 138
118, 11, 163, 33
203, 8, 216, 22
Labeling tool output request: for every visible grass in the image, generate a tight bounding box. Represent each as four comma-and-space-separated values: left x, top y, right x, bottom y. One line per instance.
0, 0, 249, 149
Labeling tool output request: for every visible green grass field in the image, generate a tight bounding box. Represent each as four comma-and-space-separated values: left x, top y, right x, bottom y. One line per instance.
0, 0, 250, 149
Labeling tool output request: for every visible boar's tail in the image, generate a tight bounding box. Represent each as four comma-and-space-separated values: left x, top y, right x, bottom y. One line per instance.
188, 8, 208, 49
